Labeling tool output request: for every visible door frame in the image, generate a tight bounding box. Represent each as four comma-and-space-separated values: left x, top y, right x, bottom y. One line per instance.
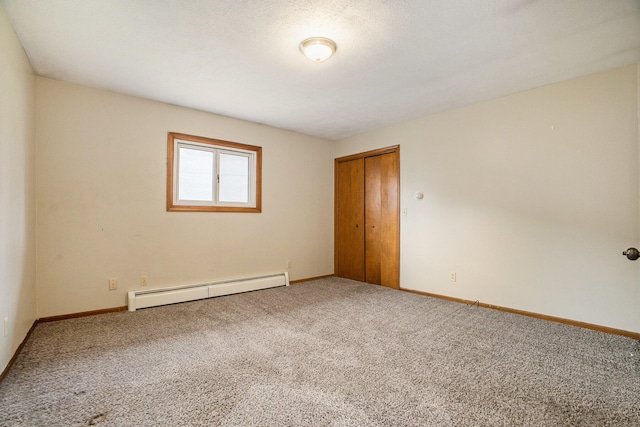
334, 145, 400, 288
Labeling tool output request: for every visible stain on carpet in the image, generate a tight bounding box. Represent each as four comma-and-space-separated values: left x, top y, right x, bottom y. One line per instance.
88, 412, 106, 425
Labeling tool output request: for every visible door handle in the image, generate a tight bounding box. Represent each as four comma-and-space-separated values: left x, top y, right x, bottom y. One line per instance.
622, 248, 639, 261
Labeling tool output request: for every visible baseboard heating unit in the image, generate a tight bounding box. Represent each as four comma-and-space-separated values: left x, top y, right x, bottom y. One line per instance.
127, 272, 289, 311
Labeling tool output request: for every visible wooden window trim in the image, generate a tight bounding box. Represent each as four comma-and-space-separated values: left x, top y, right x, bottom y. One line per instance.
167, 132, 262, 213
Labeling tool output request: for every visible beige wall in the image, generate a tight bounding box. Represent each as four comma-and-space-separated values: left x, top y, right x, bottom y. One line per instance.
336, 64, 640, 333
0, 6, 37, 372
35, 78, 334, 318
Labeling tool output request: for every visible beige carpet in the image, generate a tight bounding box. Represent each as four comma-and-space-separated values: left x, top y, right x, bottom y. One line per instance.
1, 277, 639, 426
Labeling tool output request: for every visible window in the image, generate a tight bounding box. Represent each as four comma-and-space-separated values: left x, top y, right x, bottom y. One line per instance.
167, 132, 262, 212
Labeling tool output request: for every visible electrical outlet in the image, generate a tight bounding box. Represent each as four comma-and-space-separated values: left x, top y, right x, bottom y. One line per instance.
450, 272, 457, 282
141, 275, 148, 286
109, 278, 118, 290
287, 260, 292, 270
3, 317, 7, 337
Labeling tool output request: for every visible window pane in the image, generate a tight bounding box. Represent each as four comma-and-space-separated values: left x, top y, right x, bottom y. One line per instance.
168, 132, 261, 212
178, 147, 214, 201
219, 153, 249, 203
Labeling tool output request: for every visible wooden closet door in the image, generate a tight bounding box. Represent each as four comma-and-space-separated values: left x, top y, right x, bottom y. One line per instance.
365, 155, 382, 284
335, 158, 365, 281
365, 152, 399, 289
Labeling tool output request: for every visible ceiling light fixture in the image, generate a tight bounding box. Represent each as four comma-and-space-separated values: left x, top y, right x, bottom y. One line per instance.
299, 37, 336, 63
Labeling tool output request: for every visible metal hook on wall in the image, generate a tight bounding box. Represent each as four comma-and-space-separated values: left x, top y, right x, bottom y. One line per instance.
622, 248, 639, 261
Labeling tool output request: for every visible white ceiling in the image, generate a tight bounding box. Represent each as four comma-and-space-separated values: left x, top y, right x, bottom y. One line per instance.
2, 0, 640, 141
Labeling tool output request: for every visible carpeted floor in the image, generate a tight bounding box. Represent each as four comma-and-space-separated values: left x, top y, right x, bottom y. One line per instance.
1, 277, 639, 426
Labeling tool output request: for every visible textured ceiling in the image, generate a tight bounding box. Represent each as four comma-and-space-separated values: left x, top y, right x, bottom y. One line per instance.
2, 0, 640, 140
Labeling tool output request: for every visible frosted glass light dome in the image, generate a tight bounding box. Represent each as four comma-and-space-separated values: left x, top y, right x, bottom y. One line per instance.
299, 37, 336, 62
